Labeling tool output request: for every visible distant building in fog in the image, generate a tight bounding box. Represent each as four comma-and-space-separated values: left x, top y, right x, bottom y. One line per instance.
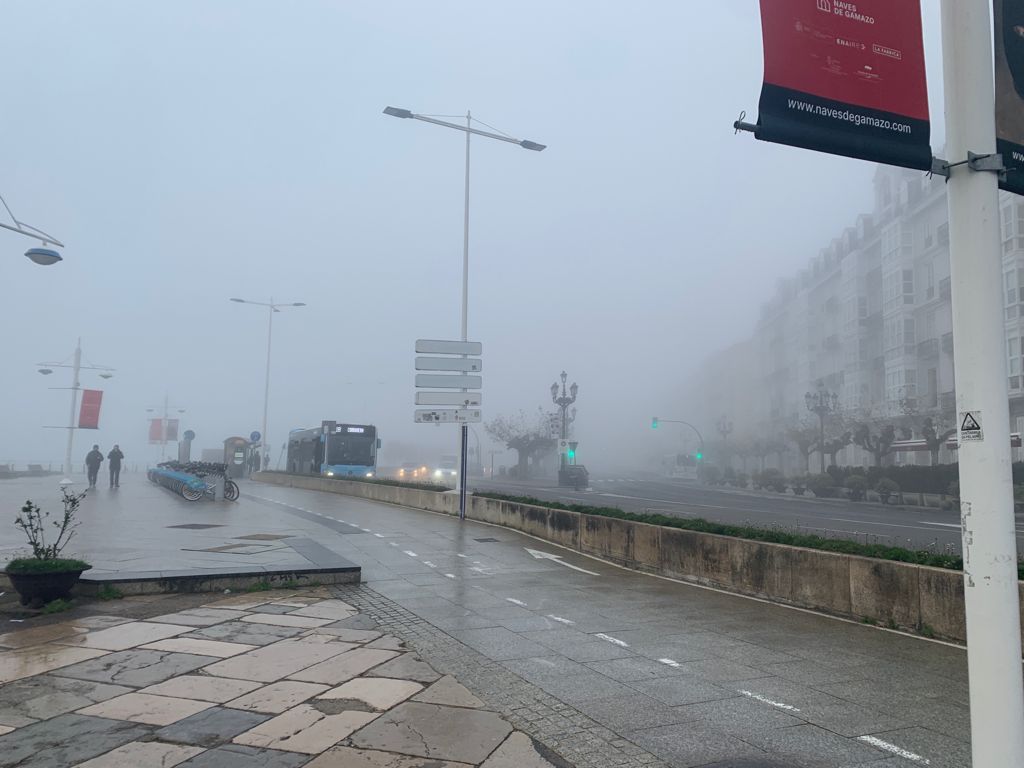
689, 164, 1024, 470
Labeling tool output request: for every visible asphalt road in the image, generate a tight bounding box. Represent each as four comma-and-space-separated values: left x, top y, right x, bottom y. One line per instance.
470, 474, 1024, 554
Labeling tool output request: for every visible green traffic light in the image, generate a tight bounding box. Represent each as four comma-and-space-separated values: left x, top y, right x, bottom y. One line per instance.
651, 417, 659, 429
695, 452, 703, 460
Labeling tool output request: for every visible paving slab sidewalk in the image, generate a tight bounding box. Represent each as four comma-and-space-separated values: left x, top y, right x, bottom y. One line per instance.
0, 588, 571, 768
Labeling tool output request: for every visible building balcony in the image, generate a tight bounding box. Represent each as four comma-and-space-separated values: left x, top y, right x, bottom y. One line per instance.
918, 338, 940, 358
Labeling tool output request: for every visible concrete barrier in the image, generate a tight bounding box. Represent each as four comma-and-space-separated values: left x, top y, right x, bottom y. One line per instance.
254, 472, 1021, 645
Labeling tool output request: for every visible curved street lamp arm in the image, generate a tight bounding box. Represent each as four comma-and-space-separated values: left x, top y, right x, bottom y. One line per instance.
0, 220, 65, 248
659, 419, 706, 455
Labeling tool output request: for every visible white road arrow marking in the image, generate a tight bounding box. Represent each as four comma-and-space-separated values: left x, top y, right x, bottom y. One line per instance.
524, 548, 599, 576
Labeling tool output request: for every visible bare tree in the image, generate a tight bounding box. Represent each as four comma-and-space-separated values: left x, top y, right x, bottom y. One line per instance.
822, 431, 852, 468
853, 422, 897, 467
485, 408, 555, 480
787, 425, 818, 472
921, 417, 956, 465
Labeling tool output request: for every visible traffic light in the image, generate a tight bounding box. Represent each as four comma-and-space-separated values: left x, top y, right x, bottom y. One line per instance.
695, 452, 703, 461
567, 441, 578, 463
651, 417, 659, 429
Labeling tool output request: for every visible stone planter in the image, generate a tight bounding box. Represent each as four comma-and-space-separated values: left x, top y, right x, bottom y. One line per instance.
7, 567, 90, 607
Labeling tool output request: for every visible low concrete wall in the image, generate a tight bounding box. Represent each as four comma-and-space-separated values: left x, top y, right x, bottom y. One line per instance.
254, 472, 1020, 645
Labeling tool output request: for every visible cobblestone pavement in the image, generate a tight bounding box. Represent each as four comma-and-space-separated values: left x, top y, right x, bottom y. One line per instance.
0, 588, 570, 768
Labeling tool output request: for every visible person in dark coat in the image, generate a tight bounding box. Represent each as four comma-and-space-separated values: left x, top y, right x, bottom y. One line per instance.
107, 445, 124, 488
85, 445, 103, 488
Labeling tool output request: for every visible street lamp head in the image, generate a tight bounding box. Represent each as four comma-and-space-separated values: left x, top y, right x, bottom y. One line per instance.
560, 371, 567, 384
804, 392, 813, 409
38, 368, 53, 375
25, 247, 62, 266
291, 302, 306, 307
570, 382, 578, 399
98, 373, 113, 379
550, 382, 559, 400
230, 298, 246, 303
383, 106, 414, 119
519, 140, 546, 152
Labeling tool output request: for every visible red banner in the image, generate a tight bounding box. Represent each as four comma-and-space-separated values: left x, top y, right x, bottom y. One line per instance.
78, 389, 103, 430
996, 0, 1024, 195
756, 0, 931, 170
149, 418, 180, 443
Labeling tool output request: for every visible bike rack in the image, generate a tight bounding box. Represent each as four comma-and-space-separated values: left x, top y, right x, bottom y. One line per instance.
148, 461, 239, 502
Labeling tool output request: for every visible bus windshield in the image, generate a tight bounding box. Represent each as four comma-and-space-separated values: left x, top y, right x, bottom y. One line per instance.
326, 432, 375, 467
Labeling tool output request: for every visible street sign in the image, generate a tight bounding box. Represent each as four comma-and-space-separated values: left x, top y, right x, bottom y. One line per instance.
184, 430, 196, 442
415, 374, 482, 390
416, 392, 483, 407
414, 409, 482, 424
416, 339, 483, 356
250, 430, 261, 443
415, 357, 482, 373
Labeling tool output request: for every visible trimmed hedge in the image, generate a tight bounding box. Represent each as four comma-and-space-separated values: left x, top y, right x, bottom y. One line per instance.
474, 491, 1024, 580
821, 463, 1024, 495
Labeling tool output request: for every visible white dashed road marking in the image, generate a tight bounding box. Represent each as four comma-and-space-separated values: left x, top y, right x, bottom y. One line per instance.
658, 658, 681, 668
595, 633, 629, 648
403, 551, 418, 557
506, 598, 528, 607
423, 561, 437, 568
547, 615, 575, 626
857, 736, 930, 764
738, 690, 801, 713
444, 573, 456, 579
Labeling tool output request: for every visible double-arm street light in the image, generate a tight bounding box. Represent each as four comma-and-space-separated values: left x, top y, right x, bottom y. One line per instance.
1, 191, 64, 266
805, 387, 839, 475
230, 298, 306, 467
551, 371, 578, 469
383, 105, 545, 519
146, 396, 186, 461
37, 338, 115, 482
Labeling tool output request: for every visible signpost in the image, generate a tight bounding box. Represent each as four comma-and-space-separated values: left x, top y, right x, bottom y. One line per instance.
414, 339, 483, 521
414, 409, 482, 424
415, 392, 482, 407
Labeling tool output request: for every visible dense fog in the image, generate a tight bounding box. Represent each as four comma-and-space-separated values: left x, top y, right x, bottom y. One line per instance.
0, 1, 949, 475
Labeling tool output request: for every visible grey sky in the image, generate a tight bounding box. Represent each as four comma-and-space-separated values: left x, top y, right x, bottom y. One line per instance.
1, 1, 951, 470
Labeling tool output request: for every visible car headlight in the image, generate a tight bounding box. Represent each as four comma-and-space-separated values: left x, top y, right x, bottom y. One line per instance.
365, 472, 373, 477
326, 471, 334, 477
434, 469, 442, 477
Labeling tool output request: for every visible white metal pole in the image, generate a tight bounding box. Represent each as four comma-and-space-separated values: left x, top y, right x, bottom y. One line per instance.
941, 2, 1024, 764
63, 338, 81, 479
161, 393, 168, 461
263, 300, 274, 470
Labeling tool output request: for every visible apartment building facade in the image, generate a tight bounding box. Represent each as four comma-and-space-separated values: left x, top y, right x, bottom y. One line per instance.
689, 164, 1024, 471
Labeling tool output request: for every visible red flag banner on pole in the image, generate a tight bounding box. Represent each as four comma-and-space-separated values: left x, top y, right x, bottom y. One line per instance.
754, 0, 931, 170
995, 0, 1024, 195
78, 389, 103, 430
165, 419, 180, 441
148, 418, 163, 443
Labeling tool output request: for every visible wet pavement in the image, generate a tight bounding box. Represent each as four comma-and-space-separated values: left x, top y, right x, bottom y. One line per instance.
0, 589, 564, 768
0, 473, 983, 766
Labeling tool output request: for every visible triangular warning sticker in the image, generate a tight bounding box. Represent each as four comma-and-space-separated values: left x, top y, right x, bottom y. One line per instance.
961, 413, 981, 431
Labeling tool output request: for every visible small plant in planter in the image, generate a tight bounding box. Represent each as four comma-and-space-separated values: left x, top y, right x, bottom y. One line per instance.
876, 478, 900, 506
806, 473, 837, 498
760, 468, 788, 493
790, 475, 808, 496
845, 475, 868, 502
4, 488, 91, 607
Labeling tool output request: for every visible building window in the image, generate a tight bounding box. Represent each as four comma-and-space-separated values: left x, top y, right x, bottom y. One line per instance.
1004, 206, 1014, 241
1006, 269, 1017, 307
927, 368, 938, 408
938, 223, 949, 245
904, 318, 916, 347
903, 269, 914, 304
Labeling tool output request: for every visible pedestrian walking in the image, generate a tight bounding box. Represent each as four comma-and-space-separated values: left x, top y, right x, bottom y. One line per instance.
251, 451, 261, 476
85, 445, 103, 489
107, 444, 124, 488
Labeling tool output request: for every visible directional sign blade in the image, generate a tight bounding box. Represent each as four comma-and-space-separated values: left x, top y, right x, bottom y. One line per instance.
415, 408, 483, 424
416, 339, 483, 356
415, 374, 482, 389
415, 356, 482, 373
416, 392, 483, 406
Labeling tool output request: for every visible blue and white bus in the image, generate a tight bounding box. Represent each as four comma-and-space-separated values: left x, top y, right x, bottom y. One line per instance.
287, 421, 379, 478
